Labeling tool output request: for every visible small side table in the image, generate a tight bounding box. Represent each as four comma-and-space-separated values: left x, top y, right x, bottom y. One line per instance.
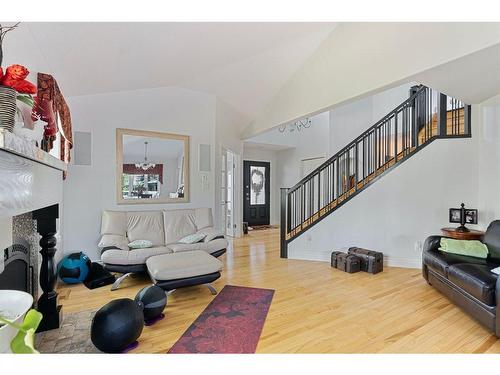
441, 227, 485, 240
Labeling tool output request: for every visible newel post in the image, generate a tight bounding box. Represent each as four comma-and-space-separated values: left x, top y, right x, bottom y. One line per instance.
438, 93, 448, 137
33, 204, 62, 332
280, 188, 288, 259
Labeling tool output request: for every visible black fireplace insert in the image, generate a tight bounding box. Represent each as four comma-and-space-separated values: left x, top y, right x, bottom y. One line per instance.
0, 240, 34, 296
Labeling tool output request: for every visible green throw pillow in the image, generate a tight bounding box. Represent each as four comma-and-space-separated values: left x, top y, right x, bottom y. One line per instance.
179, 233, 206, 244
439, 238, 489, 259
128, 239, 153, 249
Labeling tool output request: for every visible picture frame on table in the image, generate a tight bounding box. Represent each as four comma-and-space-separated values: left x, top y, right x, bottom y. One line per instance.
449, 208, 462, 223
465, 209, 478, 224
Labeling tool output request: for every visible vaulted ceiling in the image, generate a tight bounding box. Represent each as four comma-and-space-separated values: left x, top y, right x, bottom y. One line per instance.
2, 22, 336, 118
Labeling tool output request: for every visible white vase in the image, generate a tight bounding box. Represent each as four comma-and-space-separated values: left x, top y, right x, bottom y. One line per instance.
0, 290, 33, 353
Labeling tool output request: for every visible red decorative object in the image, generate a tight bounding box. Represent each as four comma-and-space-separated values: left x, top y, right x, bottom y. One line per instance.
0, 64, 36, 94
34, 72, 73, 173
123, 164, 164, 184
168, 285, 274, 354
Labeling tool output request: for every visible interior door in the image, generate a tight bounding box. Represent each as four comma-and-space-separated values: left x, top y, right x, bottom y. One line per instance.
243, 160, 270, 226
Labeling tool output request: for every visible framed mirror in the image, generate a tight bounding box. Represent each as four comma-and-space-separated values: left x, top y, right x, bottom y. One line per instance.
116, 128, 189, 204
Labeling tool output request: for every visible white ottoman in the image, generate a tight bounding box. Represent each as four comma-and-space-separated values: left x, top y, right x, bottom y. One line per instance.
146, 250, 223, 295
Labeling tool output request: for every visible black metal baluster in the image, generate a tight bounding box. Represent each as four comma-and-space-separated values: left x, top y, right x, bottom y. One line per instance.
317, 171, 321, 213
394, 115, 398, 161
355, 142, 359, 190
287, 192, 291, 234
300, 185, 304, 228
280, 188, 288, 258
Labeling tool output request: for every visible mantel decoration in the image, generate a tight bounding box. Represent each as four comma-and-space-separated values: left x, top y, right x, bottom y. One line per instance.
278, 117, 311, 133
449, 203, 478, 232
0, 23, 73, 176
0, 23, 37, 133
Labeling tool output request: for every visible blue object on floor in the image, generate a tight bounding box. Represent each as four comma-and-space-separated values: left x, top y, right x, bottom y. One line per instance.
57, 252, 91, 284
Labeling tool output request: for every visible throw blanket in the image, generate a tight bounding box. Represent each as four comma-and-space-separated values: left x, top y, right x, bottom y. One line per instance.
439, 238, 489, 258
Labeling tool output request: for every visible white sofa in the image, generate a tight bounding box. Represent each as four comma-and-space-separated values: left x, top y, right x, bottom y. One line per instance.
98, 208, 228, 289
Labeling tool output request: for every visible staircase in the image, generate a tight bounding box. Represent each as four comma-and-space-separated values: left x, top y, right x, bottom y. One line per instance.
280, 85, 471, 258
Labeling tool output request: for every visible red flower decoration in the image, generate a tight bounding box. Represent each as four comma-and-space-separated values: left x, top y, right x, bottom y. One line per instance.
5, 64, 29, 80
9, 79, 36, 94
0, 64, 36, 94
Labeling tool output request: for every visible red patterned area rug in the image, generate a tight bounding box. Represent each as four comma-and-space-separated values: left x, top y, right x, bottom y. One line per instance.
168, 285, 275, 354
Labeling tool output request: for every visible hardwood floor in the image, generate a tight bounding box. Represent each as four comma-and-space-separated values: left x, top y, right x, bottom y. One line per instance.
58, 228, 500, 353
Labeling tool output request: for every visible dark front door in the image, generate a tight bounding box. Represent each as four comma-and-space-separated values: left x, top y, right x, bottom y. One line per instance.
243, 160, 270, 226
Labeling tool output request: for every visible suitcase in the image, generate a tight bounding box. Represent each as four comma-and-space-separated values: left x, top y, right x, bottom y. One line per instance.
330, 251, 344, 268
336, 253, 361, 273
348, 247, 383, 274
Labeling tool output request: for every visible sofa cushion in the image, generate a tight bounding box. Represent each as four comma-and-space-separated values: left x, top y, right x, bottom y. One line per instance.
423, 248, 489, 278
167, 238, 228, 255
128, 239, 153, 249
447, 263, 498, 306
98, 234, 129, 251
101, 211, 127, 236
146, 250, 222, 281
196, 227, 225, 242
195, 208, 213, 230
127, 211, 165, 246
163, 210, 197, 244
101, 246, 173, 266
179, 233, 206, 244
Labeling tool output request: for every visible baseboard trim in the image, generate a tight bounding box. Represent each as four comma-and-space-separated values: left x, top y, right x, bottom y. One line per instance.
384, 256, 421, 269
288, 250, 421, 269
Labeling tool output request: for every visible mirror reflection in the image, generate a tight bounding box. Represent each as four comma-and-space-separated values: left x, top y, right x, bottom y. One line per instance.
117, 129, 189, 203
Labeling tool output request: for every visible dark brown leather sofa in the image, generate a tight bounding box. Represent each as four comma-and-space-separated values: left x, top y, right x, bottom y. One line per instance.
422, 220, 500, 336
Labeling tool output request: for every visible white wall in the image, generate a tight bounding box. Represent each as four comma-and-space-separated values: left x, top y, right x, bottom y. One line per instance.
371, 83, 415, 123
478, 94, 500, 228
329, 96, 373, 155
275, 112, 330, 189
64, 87, 217, 260
245, 23, 500, 138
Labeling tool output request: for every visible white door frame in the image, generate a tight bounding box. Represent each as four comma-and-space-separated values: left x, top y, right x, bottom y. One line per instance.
221, 147, 240, 237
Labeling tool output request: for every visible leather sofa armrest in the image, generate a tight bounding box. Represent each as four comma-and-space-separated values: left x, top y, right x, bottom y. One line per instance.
98, 234, 129, 251
196, 227, 225, 242
495, 275, 500, 336
100, 246, 121, 255
423, 235, 443, 253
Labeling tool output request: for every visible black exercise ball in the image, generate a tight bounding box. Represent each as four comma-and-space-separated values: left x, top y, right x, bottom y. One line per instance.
91, 298, 144, 353
134, 285, 167, 322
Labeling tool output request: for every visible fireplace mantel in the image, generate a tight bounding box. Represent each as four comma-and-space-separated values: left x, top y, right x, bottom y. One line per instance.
0, 130, 66, 219
0, 130, 67, 172
0, 130, 66, 330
